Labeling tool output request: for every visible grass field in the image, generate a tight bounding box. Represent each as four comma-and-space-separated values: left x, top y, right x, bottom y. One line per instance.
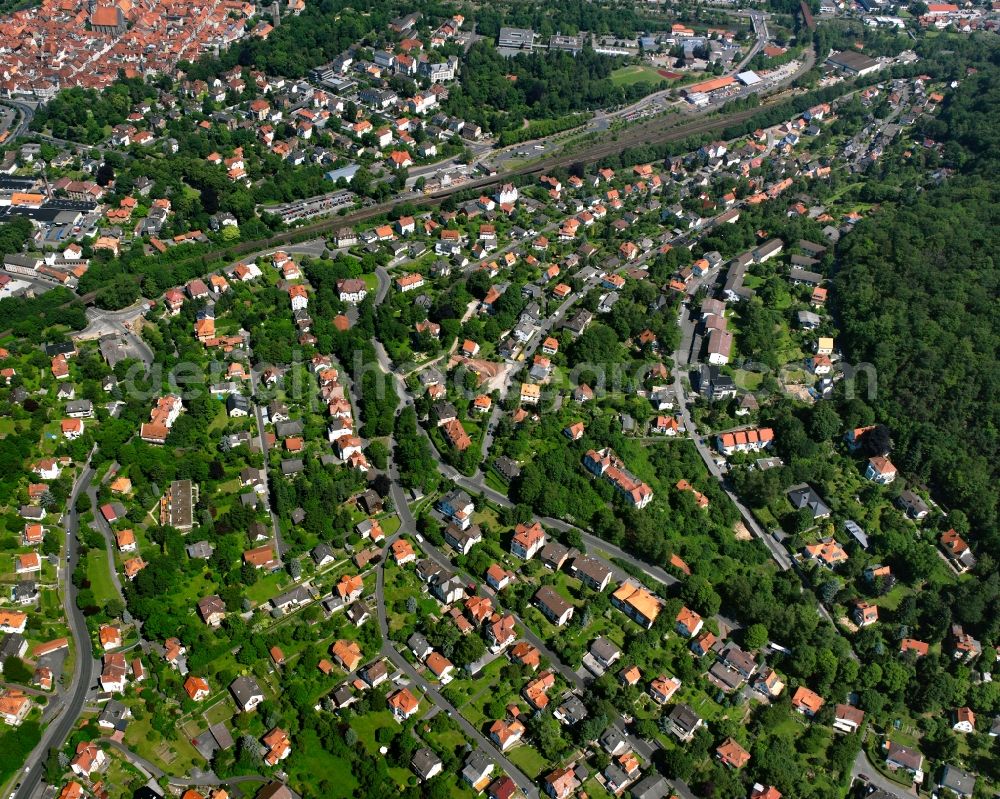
245, 569, 291, 605
352, 709, 402, 755
611, 65, 667, 87
732, 369, 764, 390
420, 721, 467, 756
506, 744, 549, 779
381, 514, 401, 537
582, 777, 614, 799
85, 549, 119, 606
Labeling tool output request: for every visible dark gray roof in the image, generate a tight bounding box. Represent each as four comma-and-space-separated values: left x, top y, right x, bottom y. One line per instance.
98, 699, 130, 731
667, 703, 702, 734
898, 490, 929, 515
311, 543, 334, 563
275, 420, 304, 437
572, 556, 612, 586
535, 585, 573, 618
886, 741, 923, 770
271, 585, 312, 609
493, 456, 521, 481
0, 633, 26, 660
12, 581, 37, 601
227, 394, 251, 413
939, 765, 976, 797
787, 483, 831, 518
798, 239, 827, 256
411, 747, 442, 778
346, 600, 371, 625
789, 267, 823, 285
797, 310, 821, 327
229, 675, 263, 707
721, 643, 756, 674
539, 541, 570, 566
556, 695, 588, 724
209, 721, 234, 750
599, 725, 627, 752
333, 685, 355, 707
631, 775, 670, 799
462, 750, 493, 783
45, 341, 76, 357
708, 661, 745, 691
790, 253, 819, 268
590, 636, 621, 662
186, 540, 214, 559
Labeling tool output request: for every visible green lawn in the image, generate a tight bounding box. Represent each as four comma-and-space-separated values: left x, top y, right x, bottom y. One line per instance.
732, 369, 763, 390
352, 709, 402, 755
380, 514, 401, 537
245, 570, 292, 605
506, 744, 550, 779
85, 549, 119, 606
875, 583, 912, 612
611, 65, 667, 87
419, 721, 468, 756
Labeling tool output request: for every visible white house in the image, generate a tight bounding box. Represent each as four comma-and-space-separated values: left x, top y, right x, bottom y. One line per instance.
337, 278, 368, 303
865, 456, 897, 484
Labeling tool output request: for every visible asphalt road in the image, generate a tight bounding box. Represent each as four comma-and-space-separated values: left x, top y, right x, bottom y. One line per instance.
12, 457, 98, 799
363, 322, 540, 798
669, 272, 795, 572
374, 552, 540, 799
371, 331, 708, 799
9, 56, 851, 793
247, 356, 287, 561
76, 304, 155, 370
655, 181, 798, 574
851, 749, 915, 797
0, 99, 35, 141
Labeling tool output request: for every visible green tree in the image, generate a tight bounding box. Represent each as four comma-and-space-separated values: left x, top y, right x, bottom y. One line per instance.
744, 623, 768, 650
680, 575, 722, 617
2, 656, 32, 684
808, 402, 842, 442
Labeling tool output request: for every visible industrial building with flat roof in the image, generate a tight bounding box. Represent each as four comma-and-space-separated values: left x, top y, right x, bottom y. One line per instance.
498, 27, 536, 54
826, 50, 881, 76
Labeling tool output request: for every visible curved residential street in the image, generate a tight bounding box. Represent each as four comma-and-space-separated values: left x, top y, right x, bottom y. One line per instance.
0, 36, 880, 797
13, 456, 99, 799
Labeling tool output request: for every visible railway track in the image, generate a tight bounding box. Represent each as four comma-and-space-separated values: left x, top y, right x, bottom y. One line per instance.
148, 93, 795, 266
53, 80, 808, 314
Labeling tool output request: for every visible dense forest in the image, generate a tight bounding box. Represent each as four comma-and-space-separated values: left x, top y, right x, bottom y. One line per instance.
30, 78, 160, 143
182, 0, 410, 80
474, 0, 648, 38
445, 42, 659, 132
834, 62, 1000, 545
